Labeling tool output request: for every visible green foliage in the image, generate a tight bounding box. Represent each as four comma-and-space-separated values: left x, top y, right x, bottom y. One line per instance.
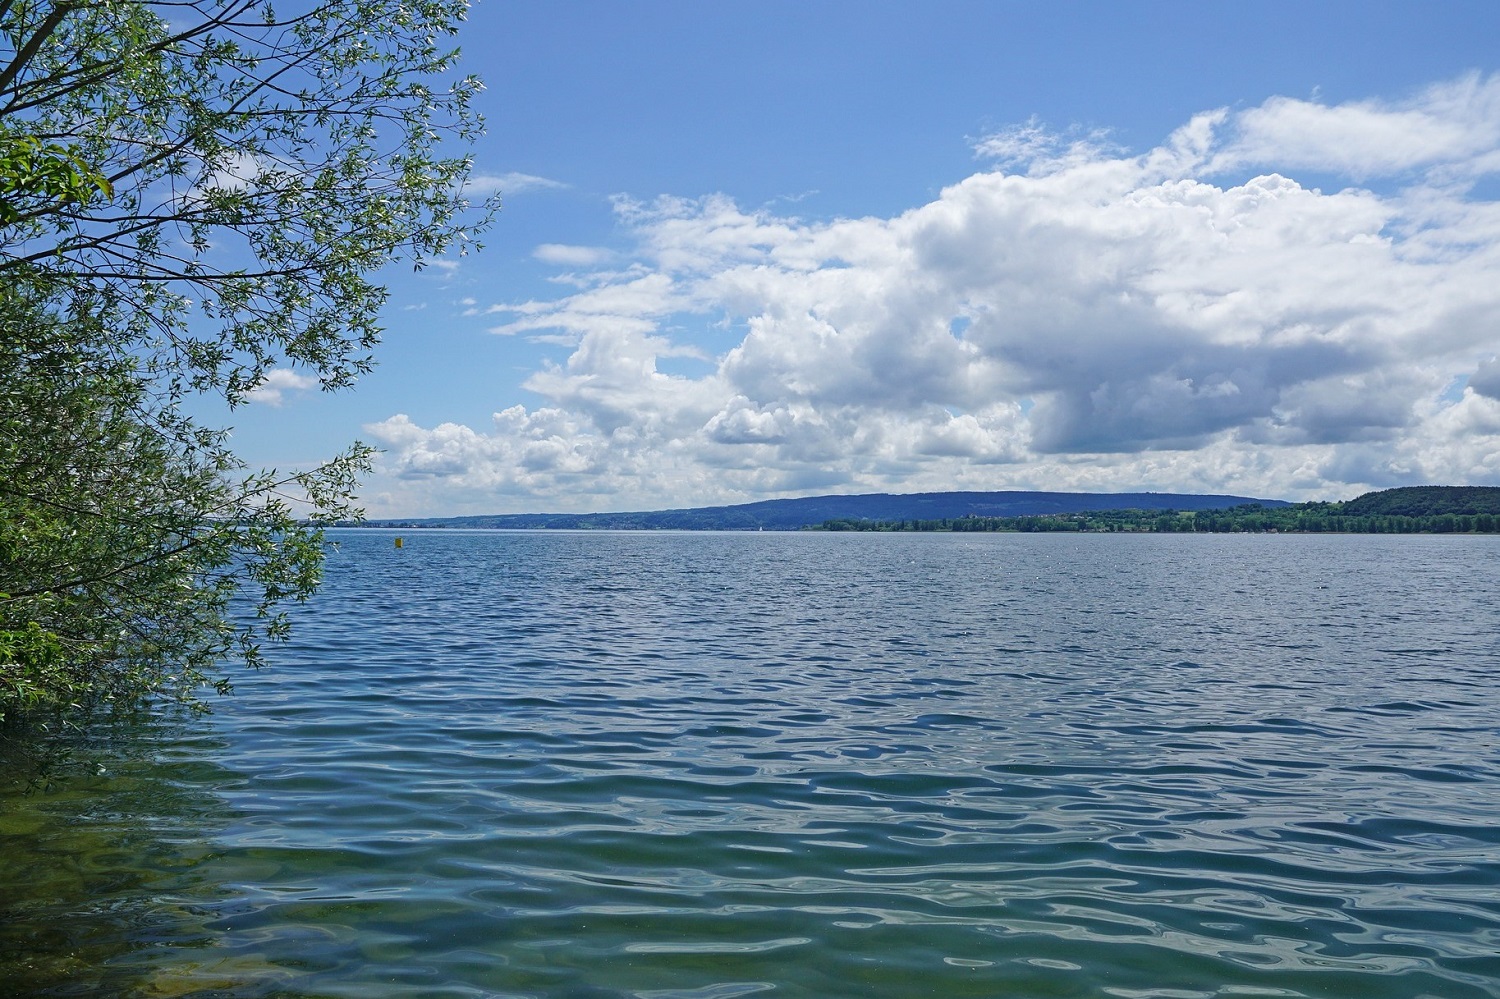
0, 0, 493, 400
1341, 486, 1500, 518
0, 0, 489, 735
0, 134, 111, 224
0, 291, 371, 725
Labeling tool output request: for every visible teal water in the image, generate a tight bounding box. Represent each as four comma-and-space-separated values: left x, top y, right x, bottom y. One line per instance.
3, 532, 1499, 997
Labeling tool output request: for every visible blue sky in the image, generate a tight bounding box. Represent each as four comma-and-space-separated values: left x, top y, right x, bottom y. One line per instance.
223, 1, 1500, 517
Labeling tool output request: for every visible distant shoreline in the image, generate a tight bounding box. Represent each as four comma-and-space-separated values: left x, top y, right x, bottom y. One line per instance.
345, 485, 1500, 534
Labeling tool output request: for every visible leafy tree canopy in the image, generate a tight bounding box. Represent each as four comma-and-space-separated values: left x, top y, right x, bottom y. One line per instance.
1, 0, 492, 399
1, 291, 357, 724
0, 0, 493, 739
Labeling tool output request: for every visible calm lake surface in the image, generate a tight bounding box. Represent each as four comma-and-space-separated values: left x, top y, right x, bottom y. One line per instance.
3, 531, 1499, 998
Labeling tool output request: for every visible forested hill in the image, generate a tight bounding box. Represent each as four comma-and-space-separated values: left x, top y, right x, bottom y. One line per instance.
1341, 486, 1500, 517
816, 485, 1500, 534
363, 490, 1288, 531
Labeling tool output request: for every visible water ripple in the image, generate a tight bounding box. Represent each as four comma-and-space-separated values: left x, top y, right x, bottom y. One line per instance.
4, 532, 1499, 998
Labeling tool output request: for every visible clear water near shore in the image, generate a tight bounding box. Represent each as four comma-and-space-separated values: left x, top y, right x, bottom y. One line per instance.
3, 530, 1499, 997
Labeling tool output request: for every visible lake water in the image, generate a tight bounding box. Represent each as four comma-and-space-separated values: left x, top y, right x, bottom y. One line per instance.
3, 531, 1499, 998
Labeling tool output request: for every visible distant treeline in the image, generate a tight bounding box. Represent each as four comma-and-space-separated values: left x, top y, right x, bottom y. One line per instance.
814, 486, 1500, 535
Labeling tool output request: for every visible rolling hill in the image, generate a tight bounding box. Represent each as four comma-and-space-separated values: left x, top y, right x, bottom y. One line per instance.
363, 490, 1290, 531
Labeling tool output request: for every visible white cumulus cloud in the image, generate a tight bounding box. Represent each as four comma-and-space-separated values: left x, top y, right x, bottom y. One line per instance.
246, 368, 319, 407
368, 75, 1500, 514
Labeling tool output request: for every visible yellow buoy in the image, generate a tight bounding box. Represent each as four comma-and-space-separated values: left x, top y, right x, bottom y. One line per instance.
394, 537, 404, 549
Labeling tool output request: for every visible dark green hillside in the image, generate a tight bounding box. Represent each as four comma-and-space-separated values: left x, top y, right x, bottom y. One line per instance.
816, 485, 1500, 534
1342, 486, 1500, 517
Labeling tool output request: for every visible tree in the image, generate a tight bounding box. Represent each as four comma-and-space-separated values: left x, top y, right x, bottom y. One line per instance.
1, 289, 363, 724
0, 0, 494, 730
1, 0, 491, 398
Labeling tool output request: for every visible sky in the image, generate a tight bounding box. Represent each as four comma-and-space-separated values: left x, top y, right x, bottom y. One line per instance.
219, 0, 1500, 517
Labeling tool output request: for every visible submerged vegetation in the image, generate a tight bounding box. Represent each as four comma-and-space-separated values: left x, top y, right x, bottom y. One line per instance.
0, 0, 492, 735
816, 487, 1500, 534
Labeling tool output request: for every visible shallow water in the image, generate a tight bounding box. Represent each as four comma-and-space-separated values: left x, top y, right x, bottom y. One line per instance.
3, 531, 1499, 997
